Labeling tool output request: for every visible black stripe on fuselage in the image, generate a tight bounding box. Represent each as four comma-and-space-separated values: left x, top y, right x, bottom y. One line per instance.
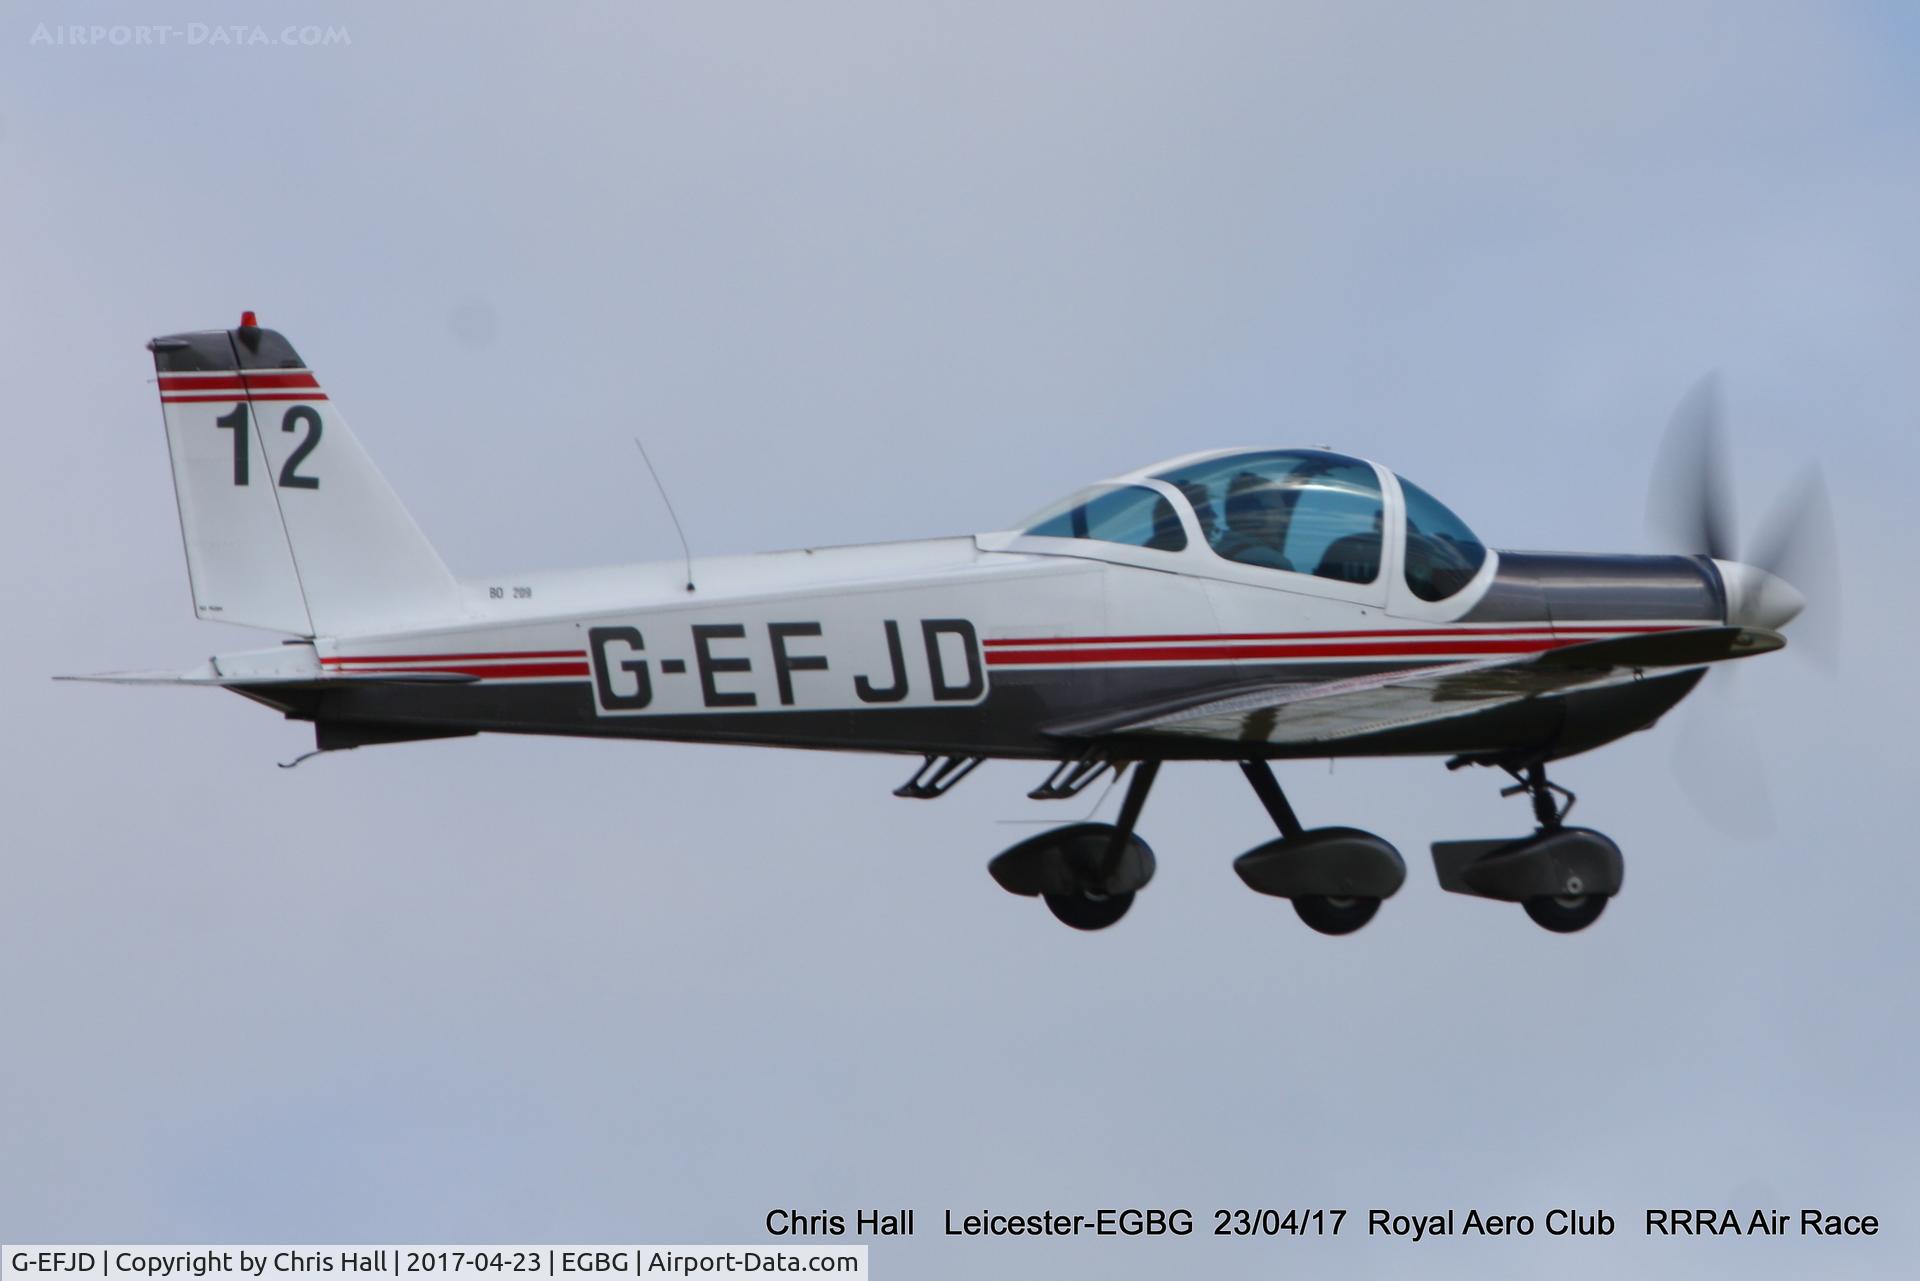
244, 658, 1703, 764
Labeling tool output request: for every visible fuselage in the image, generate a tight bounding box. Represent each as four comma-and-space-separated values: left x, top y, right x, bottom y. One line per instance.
131, 328, 1794, 774
229, 533, 1727, 764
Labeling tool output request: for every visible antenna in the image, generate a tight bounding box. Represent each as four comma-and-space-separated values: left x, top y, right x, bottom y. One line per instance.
633, 437, 696, 592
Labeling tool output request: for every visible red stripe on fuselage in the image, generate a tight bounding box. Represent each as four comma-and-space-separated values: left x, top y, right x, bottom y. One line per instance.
985, 638, 1572, 666
353, 661, 591, 679
981, 624, 1687, 648
323, 650, 587, 666
323, 650, 590, 680
325, 661, 589, 680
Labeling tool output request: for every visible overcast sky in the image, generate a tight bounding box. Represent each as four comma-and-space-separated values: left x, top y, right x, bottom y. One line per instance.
3, 3, 1916, 1277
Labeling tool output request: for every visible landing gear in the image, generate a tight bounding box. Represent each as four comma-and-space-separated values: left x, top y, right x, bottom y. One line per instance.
989, 761, 1160, 931
1045, 890, 1136, 931
1291, 894, 1381, 936
1502, 761, 1576, 830
1231, 760, 1405, 934
1522, 893, 1607, 933
1431, 761, 1623, 934
982, 752, 1621, 937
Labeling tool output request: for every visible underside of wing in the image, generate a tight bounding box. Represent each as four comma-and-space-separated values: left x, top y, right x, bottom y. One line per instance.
1053, 626, 1783, 748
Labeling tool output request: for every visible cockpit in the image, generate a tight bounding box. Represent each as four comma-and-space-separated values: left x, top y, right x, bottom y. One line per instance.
1153, 450, 1384, 583
1004, 448, 1490, 607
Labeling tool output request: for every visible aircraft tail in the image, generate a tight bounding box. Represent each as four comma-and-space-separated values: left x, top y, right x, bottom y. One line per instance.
149, 314, 461, 636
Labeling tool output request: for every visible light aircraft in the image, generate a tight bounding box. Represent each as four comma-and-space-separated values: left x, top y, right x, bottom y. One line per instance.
74, 315, 1831, 936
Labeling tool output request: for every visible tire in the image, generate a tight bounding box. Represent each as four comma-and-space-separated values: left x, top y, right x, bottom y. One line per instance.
1522, 893, 1608, 933
1291, 894, 1381, 935
1044, 890, 1134, 931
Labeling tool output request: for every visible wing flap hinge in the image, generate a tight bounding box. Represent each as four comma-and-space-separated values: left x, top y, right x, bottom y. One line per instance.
893, 753, 984, 799
1027, 755, 1127, 800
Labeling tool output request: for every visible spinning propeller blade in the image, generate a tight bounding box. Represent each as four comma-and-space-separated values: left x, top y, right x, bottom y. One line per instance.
1644, 376, 1841, 833
1647, 374, 1739, 562
1748, 466, 1842, 670
1670, 672, 1777, 839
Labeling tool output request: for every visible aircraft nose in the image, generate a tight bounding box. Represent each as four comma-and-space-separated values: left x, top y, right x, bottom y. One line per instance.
1712, 559, 1806, 631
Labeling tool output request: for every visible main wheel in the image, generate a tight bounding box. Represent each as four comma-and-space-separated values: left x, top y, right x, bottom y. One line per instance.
1044, 889, 1134, 931
1522, 893, 1608, 933
1291, 894, 1381, 935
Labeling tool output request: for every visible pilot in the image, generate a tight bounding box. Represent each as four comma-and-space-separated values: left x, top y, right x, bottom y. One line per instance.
1216, 471, 1296, 570
1176, 480, 1221, 544
1146, 496, 1186, 551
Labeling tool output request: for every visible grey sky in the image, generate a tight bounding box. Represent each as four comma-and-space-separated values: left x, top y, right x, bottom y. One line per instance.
3, 3, 1916, 1276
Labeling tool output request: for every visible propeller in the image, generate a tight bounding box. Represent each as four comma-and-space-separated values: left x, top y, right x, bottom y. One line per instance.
1644, 375, 1843, 836
1646, 375, 1842, 666
1748, 466, 1840, 670
1647, 375, 1740, 563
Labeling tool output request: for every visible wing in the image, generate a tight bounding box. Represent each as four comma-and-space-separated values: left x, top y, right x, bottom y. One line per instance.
1050, 626, 1783, 747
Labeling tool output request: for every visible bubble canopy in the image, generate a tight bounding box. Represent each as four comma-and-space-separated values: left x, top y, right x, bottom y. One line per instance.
1151, 449, 1384, 584
1011, 448, 1489, 602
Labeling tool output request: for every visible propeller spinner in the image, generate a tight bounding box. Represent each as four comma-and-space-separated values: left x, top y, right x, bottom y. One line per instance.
1648, 374, 1838, 656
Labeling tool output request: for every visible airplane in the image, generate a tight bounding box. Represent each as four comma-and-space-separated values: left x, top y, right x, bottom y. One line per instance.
70, 314, 1829, 937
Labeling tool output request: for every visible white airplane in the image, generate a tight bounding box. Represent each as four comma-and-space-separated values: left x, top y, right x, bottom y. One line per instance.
74, 315, 1824, 936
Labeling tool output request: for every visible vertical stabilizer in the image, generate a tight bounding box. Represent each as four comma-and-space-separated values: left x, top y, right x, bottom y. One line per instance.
150, 317, 460, 636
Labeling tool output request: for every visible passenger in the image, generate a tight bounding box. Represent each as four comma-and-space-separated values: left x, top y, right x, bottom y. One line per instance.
1216, 471, 1295, 570
1313, 509, 1382, 583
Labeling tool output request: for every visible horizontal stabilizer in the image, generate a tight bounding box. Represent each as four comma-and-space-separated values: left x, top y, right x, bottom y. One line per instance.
58, 668, 479, 687
57, 643, 479, 688
56, 667, 229, 686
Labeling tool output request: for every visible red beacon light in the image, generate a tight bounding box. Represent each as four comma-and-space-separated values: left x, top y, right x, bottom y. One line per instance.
239, 310, 259, 329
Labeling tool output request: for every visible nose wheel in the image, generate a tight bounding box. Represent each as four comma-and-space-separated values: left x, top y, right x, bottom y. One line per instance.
1432, 761, 1623, 934
1506, 763, 1611, 934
